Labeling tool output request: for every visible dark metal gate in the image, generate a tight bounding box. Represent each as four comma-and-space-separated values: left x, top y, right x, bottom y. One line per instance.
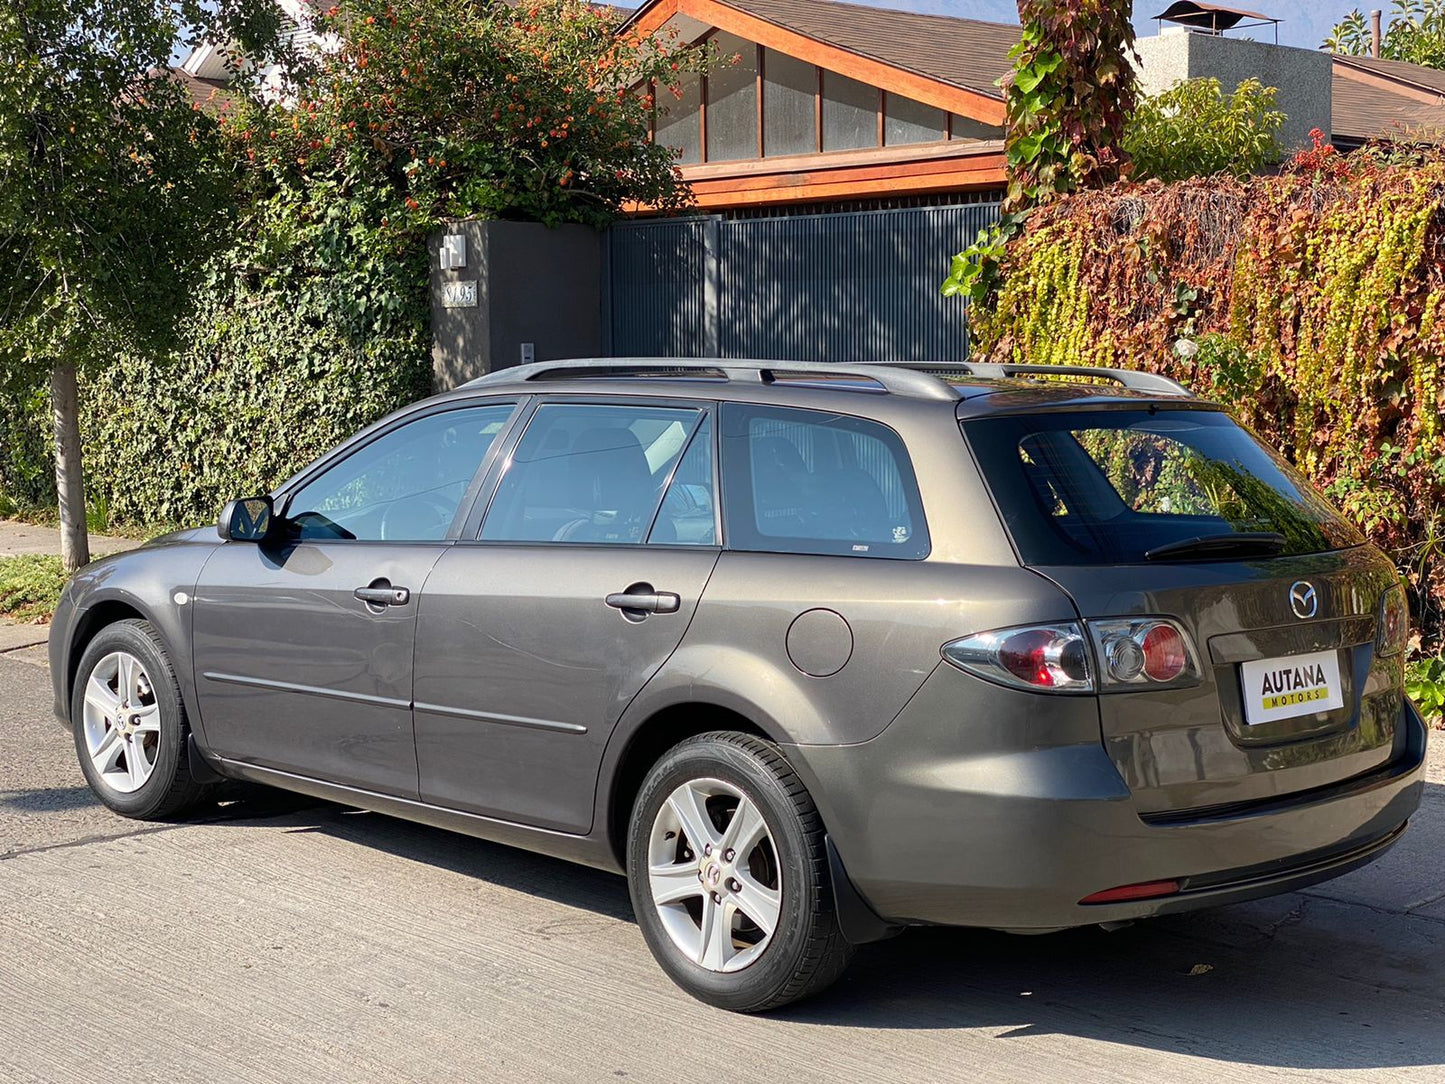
605, 202, 1000, 362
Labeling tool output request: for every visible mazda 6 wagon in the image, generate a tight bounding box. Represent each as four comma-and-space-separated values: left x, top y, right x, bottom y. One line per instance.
51, 359, 1427, 1011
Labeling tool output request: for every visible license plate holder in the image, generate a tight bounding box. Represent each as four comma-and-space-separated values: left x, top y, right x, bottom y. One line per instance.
1240, 649, 1345, 725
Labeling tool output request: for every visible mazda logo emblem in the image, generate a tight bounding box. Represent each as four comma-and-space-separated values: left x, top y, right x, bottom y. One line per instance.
1289, 581, 1319, 620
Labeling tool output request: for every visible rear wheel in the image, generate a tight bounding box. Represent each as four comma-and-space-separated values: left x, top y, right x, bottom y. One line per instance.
72, 619, 210, 820
627, 732, 852, 1012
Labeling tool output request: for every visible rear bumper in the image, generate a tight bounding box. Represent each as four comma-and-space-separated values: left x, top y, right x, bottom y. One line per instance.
786, 679, 1427, 931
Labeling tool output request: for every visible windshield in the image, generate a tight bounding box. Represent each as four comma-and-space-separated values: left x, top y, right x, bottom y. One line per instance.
964, 409, 1365, 565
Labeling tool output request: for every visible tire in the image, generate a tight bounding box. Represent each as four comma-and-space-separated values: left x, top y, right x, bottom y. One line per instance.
71, 619, 211, 820
627, 731, 853, 1012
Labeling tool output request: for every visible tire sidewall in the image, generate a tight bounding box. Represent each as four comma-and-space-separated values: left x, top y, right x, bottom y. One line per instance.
71, 620, 189, 819
627, 736, 819, 1011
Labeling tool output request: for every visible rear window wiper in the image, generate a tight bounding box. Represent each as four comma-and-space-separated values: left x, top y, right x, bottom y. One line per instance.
1144, 531, 1287, 561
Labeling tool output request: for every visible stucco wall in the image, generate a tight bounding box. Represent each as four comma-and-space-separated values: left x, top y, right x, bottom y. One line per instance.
1134, 30, 1331, 152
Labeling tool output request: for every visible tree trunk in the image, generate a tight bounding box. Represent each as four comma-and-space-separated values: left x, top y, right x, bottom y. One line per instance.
49, 361, 90, 572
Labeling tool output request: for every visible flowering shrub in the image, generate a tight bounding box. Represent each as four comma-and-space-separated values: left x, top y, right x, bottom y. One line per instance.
970, 148, 1445, 648
231, 0, 700, 229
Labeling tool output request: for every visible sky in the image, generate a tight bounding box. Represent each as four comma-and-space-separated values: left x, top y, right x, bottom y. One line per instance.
613, 1, 1361, 52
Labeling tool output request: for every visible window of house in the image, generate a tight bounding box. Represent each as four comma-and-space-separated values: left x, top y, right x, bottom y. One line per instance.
821, 70, 878, 152
885, 93, 946, 145
949, 113, 1004, 142
720, 404, 928, 558
763, 48, 817, 157
706, 33, 759, 162
657, 69, 703, 165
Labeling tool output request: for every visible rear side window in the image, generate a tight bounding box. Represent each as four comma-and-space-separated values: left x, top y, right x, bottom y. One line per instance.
965, 409, 1365, 565
720, 403, 928, 559
480, 402, 707, 544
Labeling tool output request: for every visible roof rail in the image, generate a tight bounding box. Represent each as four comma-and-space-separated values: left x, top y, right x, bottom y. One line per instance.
461, 358, 962, 402
877, 360, 1191, 397
461, 358, 1192, 401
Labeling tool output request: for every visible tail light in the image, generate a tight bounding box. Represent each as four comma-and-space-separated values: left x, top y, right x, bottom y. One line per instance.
1087, 618, 1201, 689
1377, 584, 1407, 658
942, 623, 1093, 694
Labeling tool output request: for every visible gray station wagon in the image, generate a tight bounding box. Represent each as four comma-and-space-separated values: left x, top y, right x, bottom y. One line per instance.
51, 359, 1427, 1011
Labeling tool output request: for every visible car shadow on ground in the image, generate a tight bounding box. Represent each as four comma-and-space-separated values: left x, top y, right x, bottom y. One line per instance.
277, 789, 1445, 1074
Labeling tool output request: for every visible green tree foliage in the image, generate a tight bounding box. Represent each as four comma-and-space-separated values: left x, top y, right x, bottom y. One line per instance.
235, 0, 700, 232
1328, 1, 1445, 69
0, 0, 285, 568
1125, 78, 1285, 183
1, 0, 701, 537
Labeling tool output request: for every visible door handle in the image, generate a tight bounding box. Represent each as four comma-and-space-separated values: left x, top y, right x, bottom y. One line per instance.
355, 585, 411, 607
606, 590, 680, 615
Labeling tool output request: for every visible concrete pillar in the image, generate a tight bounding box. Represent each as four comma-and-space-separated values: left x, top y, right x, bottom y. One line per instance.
1134, 30, 1333, 153
429, 219, 604, 390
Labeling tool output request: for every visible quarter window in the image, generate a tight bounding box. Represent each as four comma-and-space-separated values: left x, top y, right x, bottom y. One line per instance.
285, 404, 516, 542
481, 403, 707, 545
720, 404, 928, 558
649, 414, 716, 546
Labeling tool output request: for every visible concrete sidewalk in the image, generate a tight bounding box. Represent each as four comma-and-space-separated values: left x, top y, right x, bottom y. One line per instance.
0, 518, 140, 559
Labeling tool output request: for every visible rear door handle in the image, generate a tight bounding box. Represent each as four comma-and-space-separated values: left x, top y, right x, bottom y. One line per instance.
355, 585, 411, 607
606, 590, 680, 615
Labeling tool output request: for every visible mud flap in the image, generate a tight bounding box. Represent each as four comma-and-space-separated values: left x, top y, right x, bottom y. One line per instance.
826, 835, 904, 944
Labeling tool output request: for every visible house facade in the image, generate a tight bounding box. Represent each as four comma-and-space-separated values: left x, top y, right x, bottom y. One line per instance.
620, 0, 1009, 212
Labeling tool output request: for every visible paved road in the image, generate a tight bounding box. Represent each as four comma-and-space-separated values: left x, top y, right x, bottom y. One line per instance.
2, 648, 1443, 1083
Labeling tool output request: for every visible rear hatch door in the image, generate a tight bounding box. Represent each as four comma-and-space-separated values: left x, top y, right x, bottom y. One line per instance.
1039, 551, 1401, 815
964, 404, 1406, 817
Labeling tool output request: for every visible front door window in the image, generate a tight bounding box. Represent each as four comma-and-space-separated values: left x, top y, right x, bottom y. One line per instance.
286, 404, 515, 541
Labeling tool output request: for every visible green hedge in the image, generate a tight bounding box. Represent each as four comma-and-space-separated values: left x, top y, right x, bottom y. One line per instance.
0, 381, 54, 518
81, 267, 431, 530
0, 259, 431, 532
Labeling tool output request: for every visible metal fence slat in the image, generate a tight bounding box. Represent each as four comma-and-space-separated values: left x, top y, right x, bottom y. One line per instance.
607, 202, 1000, 362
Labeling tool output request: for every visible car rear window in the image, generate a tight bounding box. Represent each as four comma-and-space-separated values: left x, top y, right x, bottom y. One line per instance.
720, 403, 928, 559
964, 409, 1365, 565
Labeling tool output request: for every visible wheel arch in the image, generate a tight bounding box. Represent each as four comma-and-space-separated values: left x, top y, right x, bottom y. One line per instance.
64, 593, 202, 741
602, 701, 782, 868
66, 598, 150, 708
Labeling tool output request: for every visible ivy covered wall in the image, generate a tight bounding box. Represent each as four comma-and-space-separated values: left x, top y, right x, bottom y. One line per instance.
971, 150, 1445, 646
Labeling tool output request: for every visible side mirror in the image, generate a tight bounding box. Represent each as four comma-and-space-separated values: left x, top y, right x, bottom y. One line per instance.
217, 495, 275, 542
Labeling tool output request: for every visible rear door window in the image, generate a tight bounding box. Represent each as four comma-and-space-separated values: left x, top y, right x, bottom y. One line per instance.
719, 403, 928, 559
480, 402, 708, 544
965, 409, 1365, 565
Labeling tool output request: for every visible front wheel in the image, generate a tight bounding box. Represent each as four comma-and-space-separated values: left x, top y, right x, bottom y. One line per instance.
627, 732, 853, 1012
71, 619, 211, 820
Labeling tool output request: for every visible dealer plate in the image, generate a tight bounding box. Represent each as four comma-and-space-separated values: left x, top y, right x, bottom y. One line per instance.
1240, 649, 1345, 725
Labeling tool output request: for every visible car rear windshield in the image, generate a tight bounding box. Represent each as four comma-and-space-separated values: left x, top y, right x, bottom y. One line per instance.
963, 408, 1365, 565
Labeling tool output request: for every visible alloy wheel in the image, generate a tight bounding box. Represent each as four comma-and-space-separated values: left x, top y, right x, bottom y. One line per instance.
646, 777, 783, 973
81, 651, 161, 794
